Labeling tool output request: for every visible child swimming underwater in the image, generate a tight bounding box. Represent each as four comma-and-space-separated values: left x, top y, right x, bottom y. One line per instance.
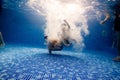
44, 20, 71, 54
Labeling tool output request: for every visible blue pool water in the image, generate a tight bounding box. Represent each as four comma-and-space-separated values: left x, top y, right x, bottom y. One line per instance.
0, 0, 120, 79
0, 45, 120, 80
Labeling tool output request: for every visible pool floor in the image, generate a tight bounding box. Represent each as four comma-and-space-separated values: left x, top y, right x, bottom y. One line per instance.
0, 45, 120, 80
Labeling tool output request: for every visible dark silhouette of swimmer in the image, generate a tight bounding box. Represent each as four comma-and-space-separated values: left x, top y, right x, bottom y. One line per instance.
101, 2, 120, 61
112, 3, 120, 61
0, 32, 5, 47
0, 0, 2, 14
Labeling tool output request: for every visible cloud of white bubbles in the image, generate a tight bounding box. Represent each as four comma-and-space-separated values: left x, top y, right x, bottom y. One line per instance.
27, 0, 108, 49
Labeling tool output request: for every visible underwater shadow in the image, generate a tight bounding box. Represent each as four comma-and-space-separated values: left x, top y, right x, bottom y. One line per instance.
33, 52, 84, 63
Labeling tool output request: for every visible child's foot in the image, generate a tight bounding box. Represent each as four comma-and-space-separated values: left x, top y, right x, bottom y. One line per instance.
113, 56, 120, 62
